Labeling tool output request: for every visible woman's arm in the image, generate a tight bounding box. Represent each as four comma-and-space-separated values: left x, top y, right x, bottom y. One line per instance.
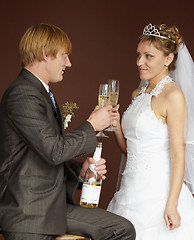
164, 86, 186, 230
112, 105, 127, 156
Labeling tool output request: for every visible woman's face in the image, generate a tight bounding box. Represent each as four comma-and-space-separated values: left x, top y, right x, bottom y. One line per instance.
136, 41, 169, 82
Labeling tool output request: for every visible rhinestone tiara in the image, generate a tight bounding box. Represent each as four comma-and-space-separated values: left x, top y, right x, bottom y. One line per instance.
143, 23, 175, 43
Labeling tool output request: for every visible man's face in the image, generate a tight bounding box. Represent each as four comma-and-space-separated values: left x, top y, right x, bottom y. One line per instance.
46, 48, 72, 83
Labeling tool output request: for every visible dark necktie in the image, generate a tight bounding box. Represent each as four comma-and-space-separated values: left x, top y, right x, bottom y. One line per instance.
49, 90, 57, 110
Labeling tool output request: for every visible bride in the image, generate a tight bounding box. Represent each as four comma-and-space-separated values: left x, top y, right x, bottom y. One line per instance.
107, 23, 194, 239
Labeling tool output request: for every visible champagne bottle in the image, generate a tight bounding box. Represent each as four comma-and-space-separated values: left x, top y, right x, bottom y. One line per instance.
80, 142, 102, 208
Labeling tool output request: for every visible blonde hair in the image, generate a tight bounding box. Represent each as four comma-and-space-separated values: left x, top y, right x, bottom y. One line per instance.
138, 24, 184, 70
19, 23, 72, 67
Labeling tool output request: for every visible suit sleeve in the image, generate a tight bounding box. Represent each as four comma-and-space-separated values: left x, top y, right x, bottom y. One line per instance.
5, 81, 97, 166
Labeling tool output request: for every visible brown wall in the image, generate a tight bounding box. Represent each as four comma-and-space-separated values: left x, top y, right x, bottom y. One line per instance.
1, 0, 194, 209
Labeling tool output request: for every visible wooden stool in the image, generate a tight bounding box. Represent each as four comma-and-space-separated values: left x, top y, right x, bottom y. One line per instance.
56, 234, 87, 240
0, 234, 4, 240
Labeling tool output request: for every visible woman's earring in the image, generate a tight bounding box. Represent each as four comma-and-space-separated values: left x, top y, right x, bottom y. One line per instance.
165, 65, 169, 70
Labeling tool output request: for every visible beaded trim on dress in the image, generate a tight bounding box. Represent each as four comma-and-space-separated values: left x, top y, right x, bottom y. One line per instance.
140, 75, 173, 97
124, 75, 173, 115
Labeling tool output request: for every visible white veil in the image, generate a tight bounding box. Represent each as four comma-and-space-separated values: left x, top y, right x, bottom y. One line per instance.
170, 44, 194, 193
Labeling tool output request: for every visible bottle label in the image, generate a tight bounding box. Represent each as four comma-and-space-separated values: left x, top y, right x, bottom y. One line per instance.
80, 183, 101, 204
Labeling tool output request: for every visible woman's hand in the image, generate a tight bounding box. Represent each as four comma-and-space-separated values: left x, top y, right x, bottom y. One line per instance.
164, 203, 181, 230
112, 104, 121, 131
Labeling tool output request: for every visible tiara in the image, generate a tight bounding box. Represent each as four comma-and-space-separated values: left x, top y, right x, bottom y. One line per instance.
143, 23, 175, 43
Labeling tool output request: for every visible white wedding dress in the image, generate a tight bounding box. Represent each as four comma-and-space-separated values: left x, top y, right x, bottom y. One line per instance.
107, 76, 194, 239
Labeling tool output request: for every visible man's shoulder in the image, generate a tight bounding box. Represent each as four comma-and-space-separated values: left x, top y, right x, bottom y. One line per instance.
6, 69, 44, 95
0, 73, 46, 110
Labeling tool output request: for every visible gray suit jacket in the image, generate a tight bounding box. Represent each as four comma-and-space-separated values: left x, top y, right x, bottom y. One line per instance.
0, 69, 97, 235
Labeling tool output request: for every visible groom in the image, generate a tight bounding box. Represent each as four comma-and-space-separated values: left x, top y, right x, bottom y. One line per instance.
0, 23, 136, 240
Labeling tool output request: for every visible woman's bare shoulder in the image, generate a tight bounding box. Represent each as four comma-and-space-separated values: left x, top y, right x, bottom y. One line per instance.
164, 82, 184, 100
131, 87, 142, 100
163, 82, 185, 107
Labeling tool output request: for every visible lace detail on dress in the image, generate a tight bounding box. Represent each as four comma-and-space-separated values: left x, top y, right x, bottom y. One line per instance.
150, 75, 173, 98
126, 93, 150, 113
123, 152, 150, 173
123, 75, 173, 116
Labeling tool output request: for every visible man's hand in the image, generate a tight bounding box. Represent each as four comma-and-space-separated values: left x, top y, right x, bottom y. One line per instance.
87, 105, 113, 131
80, 157, 107, 180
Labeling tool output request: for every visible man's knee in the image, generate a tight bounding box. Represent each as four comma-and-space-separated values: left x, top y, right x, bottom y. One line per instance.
117, 217, 136, 240
125, 221, 136, 239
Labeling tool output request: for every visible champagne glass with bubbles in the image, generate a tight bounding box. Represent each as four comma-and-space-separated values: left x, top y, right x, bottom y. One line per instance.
105, 80, 119, 132
96, 84, 109, 138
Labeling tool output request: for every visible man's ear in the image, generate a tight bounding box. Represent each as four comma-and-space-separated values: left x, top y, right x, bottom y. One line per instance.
42, 49, 48, 61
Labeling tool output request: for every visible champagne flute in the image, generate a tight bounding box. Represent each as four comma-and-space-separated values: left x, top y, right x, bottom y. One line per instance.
96, 84, 109, 138
105, 80, 119, 132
